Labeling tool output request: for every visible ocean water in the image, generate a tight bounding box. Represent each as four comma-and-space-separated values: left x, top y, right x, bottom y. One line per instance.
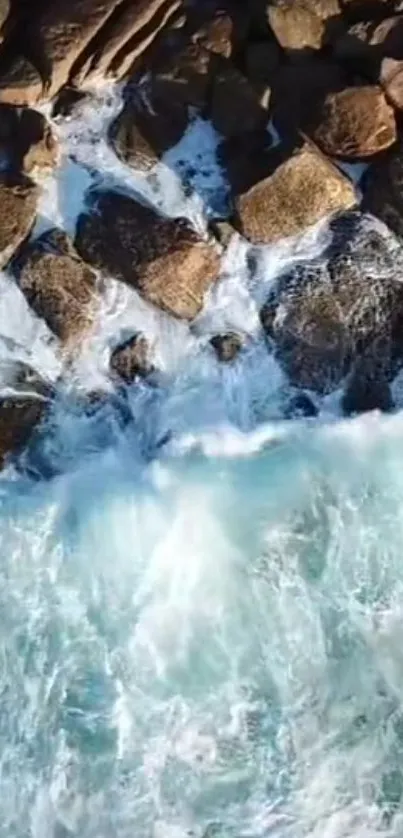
0, 84, 403, 837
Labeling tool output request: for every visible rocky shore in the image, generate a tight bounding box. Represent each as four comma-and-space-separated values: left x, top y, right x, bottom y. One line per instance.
0, 0, 403, 467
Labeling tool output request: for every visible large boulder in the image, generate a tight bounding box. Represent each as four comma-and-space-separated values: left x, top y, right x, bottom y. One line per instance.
235, 143, 356, 245
0, 105, 57, 173
363, 139, 403, 238
75, 191, 220, 320
14, 229, 99, 345
109, 87, 188, 172
268, 0, 342, 52
260, 212, 403, 396
309, 86, 396, 159
0, 173, 37, 267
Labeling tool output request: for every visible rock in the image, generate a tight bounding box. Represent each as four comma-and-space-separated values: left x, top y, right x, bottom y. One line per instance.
0, 106, 57, 173
260, 211, 403, 393
0, 54, 43, 106
235, 143, 356, 245
334, 17, 403, 108
270, 57, 349, 140
110, 333, 153, 383
210, 332, 242, 361
0, 361, 51, 469
244, 39, 281, 98
151, 39, 216, 111
209, 59, 268, 138
268, 0, 342, 53
190, 10, 238, 58
71, 0, 182, 84
342, 355, 393, 414
217, 129, 274, 196
363, 139, 403, 238
51, 86, 88, 118
75, 191, 220, 320
15, 229, 98, 345
209, 218, 236, 247
309, 86, 396, 160
109, 87, 188, 172
0, 173, 37, 267
285, 393, 318, 418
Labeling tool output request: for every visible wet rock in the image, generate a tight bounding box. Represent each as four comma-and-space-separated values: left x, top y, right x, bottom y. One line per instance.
209, 59, 268, 138
51, 86, 88, 118
364, 139, 403, 238
109, 88, 188, 172
0, 361, 52, 469
285, 392, 318, 418
334, 17, 403, 109
342, 359, 393, 414
309, 86, 396, 159
190, 10, 239, 58
0, 105, 57, 173
270, 57, 349, 140
110, 333, 153, 383
210, 332, 242, 361
151, 39, 216, 111
75, 190, 220, 320
217, 129, 274, 196
209, 218, 236, 248
267, 0, 342, 53
71, 0, 182, 84
235, 143, 356, 245
15, 229, 98, 345
0, 172, 37, 267
260, 212, 403, 393
0, 54, 43, 106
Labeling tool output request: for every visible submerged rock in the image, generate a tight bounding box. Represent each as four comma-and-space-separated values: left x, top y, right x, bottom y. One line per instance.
75, 190, 220, 320
210, 332, 243, 362
15, 229, 98, 345
260, 212, 403, 393
0, 172, 37, 267
110, 334, 153, 383
236, 143, 356, 245
309, 86, 396, 159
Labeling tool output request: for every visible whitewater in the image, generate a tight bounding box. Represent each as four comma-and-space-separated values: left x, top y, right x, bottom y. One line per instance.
1, 84, 403, 837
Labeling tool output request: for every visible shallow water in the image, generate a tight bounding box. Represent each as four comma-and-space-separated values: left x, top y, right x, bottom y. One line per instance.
0, 84, 403, 837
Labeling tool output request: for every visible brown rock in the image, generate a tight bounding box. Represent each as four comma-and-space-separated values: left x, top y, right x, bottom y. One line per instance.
15, 229, 98, 345
210, 332, 242, 361
72, 0, 182, 84
0, 361, 52, 469
309, 86, 396, 159
0, 55, 43, 106
268, 0, 342, 53
209, 218, 236, 248
75, 191, 220, 320
0, 106, 57, 173
151, 40, 216, 111
110, 334, 153, 382
0, 173, 37, 267
190, 11, 238, 58
236, 143, 356, 245
109, 88, 188, 172
210, 59, 268, 138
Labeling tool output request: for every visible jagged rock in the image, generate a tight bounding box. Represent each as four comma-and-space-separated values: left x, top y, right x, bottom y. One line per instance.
15, 229, 98, 345
210, 59, 268, 138
71, 0, 182, 84
0, 361, 51, 469
260, 212, 403, 393
75, 191, 220, 320
309, 86, 396, 159
268, 0, 342, 52
217, 129, 274, 196
0, 106, 57, 172
151, 39, 216, 111
363, 139, 403, 238
0, 173, 37, 267
110, 333, 153, 382
235, 144, 356, 245
0, 55, 43, 106
109, 88, 188, 172
210, 332, 242, 361
270, 57, 349, 140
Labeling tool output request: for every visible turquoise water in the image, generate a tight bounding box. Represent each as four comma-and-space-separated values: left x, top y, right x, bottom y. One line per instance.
2, 415, 403, 837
